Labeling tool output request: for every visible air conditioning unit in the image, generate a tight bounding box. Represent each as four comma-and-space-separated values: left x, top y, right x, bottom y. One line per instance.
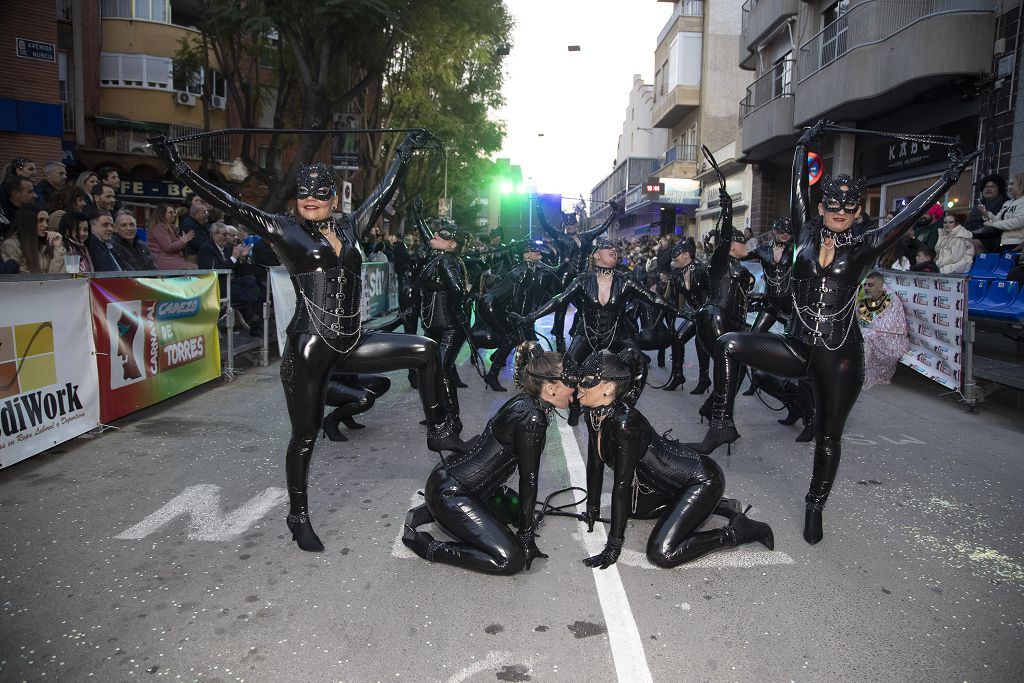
176, 91, 196, 107
210, 95, 226, 110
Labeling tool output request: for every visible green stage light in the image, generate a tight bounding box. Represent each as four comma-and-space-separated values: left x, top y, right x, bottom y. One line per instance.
499, 180, 514, 194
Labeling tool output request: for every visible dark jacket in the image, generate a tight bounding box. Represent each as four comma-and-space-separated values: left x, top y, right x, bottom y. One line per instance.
197, 240, 232, 270
86, 235, 125, 272
181, 215, 212, 257
111, 235, 157, 271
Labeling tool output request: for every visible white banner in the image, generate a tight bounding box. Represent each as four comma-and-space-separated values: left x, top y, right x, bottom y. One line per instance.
268, 267, 296, 355
884, 271, 966, 393
0, 279, 100, 468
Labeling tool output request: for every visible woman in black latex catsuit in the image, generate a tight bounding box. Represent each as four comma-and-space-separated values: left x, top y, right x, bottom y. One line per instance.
662, 239, 710, 392
411, 199, 471, 425
685, 120, 976, 544
149, 132, 466, 553
576, 350, 774, 569
693, 189, 755, 410
403, 343, 575, 574
516, 237, 679, 424
478, 241, 560, 391
536, 199, 621, 352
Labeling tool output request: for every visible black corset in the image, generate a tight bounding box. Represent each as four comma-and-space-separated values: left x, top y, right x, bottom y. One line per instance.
786, 276, 861, 347
289, 267, 362, 339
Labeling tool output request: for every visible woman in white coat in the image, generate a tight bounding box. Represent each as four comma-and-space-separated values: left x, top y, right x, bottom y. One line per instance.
934, 214, 975, 273
981, 173, 1024, 252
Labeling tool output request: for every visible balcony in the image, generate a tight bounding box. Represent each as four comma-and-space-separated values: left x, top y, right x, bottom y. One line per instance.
794, 0, 996, 126
739, 59, 796, 161
654, 144, 698, 179
653, 83, 700, 129
739, 0, 800, 70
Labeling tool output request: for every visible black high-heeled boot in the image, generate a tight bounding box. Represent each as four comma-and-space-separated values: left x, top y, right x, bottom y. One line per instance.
427, 417, 468, 453
408, 369, 418, 390
698, 395, 713, 422
450, 367, 468, 389
741, 377, 757, 396
803, 497, 824, 545
685, 394, 739, 455
795, 418, 815, 443
484, 366, 507, 392
722, 506, 774, 550
286, 511, 325, 552
794, 384, 815, 441
690, 373, 711, 395
662, 364, 685, 391
716, 497, 742, 519
340, 415, 365, 430
321, 410, 347, 442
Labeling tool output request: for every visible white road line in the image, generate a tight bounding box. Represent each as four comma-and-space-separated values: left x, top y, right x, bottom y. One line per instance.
445, 650, 525, 683
557, 420, 654, 683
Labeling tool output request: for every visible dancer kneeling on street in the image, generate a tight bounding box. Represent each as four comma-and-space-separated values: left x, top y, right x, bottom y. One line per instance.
577, 349, 773, 570
403, 343, 575, 575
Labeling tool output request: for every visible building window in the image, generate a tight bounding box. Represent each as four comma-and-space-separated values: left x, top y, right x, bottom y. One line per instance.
100, 52, 173, 90
770, 52, 792, 98
173, 65, 204, 95
208, 70, 227, 108
259, 30, 280, 69
820, 0, 850, 67
101, 0, 168, 22
668, 32, 702, 88
257, 145, 283, 174
59, 51, 74, 131
171, 124, 229, 162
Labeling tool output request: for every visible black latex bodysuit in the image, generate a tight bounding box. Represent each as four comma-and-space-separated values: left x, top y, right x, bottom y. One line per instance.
404, 393, 551, 574
584, 401, 740, 567
666, 260, 711, 383
478, 259, 559, 370
707, 132, 972, 517
152, 133, 460, 538
748, 240, 795, 333
536, 205, 618, 350
416, 244, 470, 417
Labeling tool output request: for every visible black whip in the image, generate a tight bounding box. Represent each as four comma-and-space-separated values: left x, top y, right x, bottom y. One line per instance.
163, 126, 433, 144
534, 487, 609, 527
819, 123, 960, 148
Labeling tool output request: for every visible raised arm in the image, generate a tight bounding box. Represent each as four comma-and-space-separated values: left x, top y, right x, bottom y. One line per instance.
709, 189, 734, 274
148, 136, 276, 239
520, 275, 584, 322
867, 147, 978, 255
352, 130, 430, 241
625, 277, 678, 317
536, 203, 572, 248
410, 196, 434, 244
514, 408, 550, 568
791, 121, 828, 238
579, 200, 621, 243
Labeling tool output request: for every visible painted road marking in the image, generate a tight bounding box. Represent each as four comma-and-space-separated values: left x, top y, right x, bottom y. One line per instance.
114, 484, 287, 541
557, 420, 653, 683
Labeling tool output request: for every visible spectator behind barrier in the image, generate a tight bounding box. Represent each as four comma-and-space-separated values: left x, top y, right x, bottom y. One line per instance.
91, 183, 116, 216
980, 173, 1024, 252
968, 173, 1008, 253
1, 176, 38, 236
934, 214, 974, 274
53, 184, 88, 214
84, 206, 123, 271
111, 210, 157, 271
35, 161, 67, 210
182, 201, 213, 257
147, 203, 196, 270
910, 246, 939, 273
1, 204, 65, 273
200, 222, 263, 336
859, 272, 910, 391
58, 211, 94, 273
910, 203, 942, 256
76, 170, 99, 207
2, 157, 37, 184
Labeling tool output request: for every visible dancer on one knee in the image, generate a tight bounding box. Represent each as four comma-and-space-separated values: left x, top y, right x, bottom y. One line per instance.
685, 120, 976, 544
412, 198, 472, 431
662, 239, 710, 392
321, 373, 391, 442
576, 350, 773, 570
478, 241, 560, 391
514, 236, 678, 425
149, 132, 467, 553
403, 343, 575, 575
536, 199, 621, 353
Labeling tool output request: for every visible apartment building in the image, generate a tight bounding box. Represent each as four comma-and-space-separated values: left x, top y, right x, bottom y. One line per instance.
738, 0, 1002, 229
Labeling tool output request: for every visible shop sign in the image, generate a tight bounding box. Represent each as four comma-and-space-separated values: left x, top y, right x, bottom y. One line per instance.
859, 120, 977, 179
118, 179, 195, 201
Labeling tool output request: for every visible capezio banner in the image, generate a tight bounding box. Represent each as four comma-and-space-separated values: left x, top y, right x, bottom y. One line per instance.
883, 270, 966, 393
0, 279, 100, 469
268, 263, 396, 354
90, 274, 222, 423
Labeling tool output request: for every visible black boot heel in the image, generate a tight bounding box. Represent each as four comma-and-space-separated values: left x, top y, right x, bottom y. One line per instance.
340, 416, 365, 430
690, 375, 711, 395
662, 373, 686, 391
322, 417, 347, 442
484, 371, 507, 392
795, 419, 815, 443
286, 513, 325, 552
723, 505, 775, 551
685, 421, 740, 455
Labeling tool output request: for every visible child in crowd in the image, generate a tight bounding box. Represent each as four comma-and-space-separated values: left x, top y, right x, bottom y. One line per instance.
910, 246, 939, 273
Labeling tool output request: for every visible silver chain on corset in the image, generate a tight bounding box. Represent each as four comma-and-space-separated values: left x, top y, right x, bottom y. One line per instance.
631, 470, 655, 514
299, 276, 363, 355
791, 288, 859, 352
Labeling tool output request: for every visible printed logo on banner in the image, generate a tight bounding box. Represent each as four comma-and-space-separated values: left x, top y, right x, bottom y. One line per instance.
933, 295, 951, 310
913, 277, 931, 289
932, 312, 951, 327
935, 329, 952, 344
107, 297, 206, 390
915, 353, 934, 367
0, 322, 85, 439
913, 293, 929, 306
917, 323, 934, 338
935, 279, 954, 293
895, 275, 912, 288
911, 308, 929, 322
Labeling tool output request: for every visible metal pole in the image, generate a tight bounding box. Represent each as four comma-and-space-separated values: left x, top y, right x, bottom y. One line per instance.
224, 272, 235, 381
260, 269, 271, 366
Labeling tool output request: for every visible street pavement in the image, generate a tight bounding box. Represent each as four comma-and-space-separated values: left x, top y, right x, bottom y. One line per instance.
1, 317, 1022, 682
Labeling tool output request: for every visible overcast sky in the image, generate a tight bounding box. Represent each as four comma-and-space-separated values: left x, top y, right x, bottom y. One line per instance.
493, 0, 674, 207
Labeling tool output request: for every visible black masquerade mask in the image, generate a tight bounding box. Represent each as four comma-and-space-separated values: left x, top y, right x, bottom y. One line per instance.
527, 357, 579, 388
820, 174, 866, 214
593, 236, 616, 252
670, 239, 696, 260
577, 350, 632, 389
296, 163, 337, 202
772, 216, 794, 235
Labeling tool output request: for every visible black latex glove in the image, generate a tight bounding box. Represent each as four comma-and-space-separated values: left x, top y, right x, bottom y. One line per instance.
583, 535, 624, 570
517, 529, 548, 570
581, 504, 601, 533
797, 119, 831, 146
147, 135, 182, 165
719, 188, 732, 211
943, 148, 981, 184
412, 195, 424, 213
607, 199, 621, 213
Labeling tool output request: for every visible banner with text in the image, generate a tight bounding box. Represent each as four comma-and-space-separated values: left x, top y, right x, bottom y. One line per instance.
1, 279, 100, 468
268, 264, 397, 354
883, 271, 966, 393
90, 274, 222, 422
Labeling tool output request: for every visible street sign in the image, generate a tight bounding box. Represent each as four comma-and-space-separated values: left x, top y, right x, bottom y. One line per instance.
438, 197, 451, 219
16, 38, 55, 62
807, 152, 823, 186
341, 180, 353, 213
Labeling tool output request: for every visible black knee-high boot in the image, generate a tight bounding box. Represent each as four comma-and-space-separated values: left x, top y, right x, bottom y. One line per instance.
804, 434, 841, 545
285, 435, 324, 552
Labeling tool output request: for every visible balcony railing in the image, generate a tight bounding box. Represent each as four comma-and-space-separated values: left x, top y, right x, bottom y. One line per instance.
798, 0, 996, 83
663, 144, 698, 165
591, 156, 661, 207
740, 0, 761, 33
740, 58, 795, 119
658, 0, 704, 45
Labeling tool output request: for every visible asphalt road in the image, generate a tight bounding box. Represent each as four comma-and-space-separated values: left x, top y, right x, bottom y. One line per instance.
1, 320, 1022, 682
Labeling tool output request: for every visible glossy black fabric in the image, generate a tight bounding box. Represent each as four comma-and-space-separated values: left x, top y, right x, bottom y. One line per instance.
665, 263, 711, 378
585, 401, 732, 567
709, 132, 970, 508
409, 393, 551, 574
154, 133, 457, 524
481, 260, 559, 368
417, 248, 469, 414
748, 241, 795, 333
323, 372, 390, 418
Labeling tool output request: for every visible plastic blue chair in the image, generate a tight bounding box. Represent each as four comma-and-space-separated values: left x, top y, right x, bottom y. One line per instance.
973, 280, 1019, 316
991, 252, 1016, 280
982, 281, 1024, 322
967, 278, 988, 307
968, 253, 999, 279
